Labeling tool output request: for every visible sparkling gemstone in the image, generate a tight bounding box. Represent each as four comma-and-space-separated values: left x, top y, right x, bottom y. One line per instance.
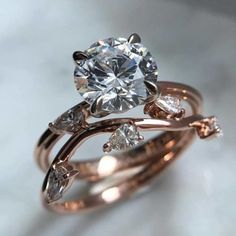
108, 124, 143, 151
74, 37, 158, 113
46, 167, 68, 203
51, 105, 82, 133
156, 95, 182, 114
192, 116, 223, 139
209, 118, 223, 137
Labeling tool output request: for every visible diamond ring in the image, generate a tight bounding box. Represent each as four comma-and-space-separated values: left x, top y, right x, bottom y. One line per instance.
34, 34, 222, 213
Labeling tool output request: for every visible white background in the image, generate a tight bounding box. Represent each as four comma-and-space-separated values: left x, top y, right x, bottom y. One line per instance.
0, 0, 235, 235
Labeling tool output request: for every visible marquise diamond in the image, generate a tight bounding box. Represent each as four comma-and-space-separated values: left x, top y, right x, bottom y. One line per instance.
44, 165, 79, 203
50, 105, 82, 133
45, 167, 68, 203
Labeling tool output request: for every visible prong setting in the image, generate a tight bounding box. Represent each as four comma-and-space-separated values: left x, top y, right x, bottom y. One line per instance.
48, 122, 64, 134
144, 81, 159, 96
72, 51, 88, 65
128, 33, 141, 44
103, 142, 112, 153
74, 35, 158, 116
90, 96, 110, 118
190, 116, 223, 139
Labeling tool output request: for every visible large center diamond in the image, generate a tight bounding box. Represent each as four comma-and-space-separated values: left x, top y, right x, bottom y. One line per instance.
74, 37, 158, 113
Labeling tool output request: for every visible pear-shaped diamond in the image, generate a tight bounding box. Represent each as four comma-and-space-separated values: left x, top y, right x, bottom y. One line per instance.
104, 124, 143, 152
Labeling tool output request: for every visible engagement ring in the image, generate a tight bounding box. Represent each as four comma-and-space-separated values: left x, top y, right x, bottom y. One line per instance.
34, 33, 222, 213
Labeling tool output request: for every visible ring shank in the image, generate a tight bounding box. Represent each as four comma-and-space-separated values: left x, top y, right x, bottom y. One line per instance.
36, 81, 203, 213
35, 81, 202, 179
45, 129, 195, 213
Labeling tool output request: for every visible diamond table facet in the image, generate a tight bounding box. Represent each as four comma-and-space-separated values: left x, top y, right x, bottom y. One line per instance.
74, 37, 158, 114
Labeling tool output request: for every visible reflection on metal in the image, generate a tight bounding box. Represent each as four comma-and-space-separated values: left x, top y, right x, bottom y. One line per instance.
101, 187, 121, 203
98, 155, 118, 176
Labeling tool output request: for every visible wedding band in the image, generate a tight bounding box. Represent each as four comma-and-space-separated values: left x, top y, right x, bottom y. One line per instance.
34, 33, 222, 213
43, 129, 195, 213
36, 81, 203, 179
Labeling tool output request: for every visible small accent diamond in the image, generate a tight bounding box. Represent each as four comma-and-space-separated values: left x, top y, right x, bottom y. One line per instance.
44, 165, 79, 203
156, 95, 182, 114
49, 105, 83, 134
144, 94, 184, 120
104, 124, 143, 152
45, 167, 68, 203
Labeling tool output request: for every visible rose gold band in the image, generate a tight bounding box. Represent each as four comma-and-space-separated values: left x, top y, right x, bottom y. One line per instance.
35, 81, 202, 176
44, 130, 195, 213
34, 81, 223, 213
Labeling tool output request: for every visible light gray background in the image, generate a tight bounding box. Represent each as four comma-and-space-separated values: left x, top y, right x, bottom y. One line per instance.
0, 0, 235, 236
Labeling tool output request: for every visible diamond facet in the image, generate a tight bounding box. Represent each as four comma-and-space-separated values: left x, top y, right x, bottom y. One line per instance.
156, 95, 183, 115
50, 105, 83, 133
105, 124, 143, 152
44, 165, 79, 203
74, 37, 158, 114
45, 167, 68, 203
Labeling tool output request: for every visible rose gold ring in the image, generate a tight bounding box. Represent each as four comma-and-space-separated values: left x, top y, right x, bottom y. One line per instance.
34, 34, 222, 213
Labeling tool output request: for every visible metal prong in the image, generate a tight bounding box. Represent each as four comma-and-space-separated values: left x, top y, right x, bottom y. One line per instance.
128, 33, 141, 44
144, 81, 159, 95
48, 122, 63, 134
80, 108, 89, 129
64, 169, 79, 179
138, 135, 144, 141
103, 142, 112, 153
144, 81, 160, 103
90, 96, 110, 118
174, 108, 185, 120
72, 51, 88, 65
189, 116, 223, 139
